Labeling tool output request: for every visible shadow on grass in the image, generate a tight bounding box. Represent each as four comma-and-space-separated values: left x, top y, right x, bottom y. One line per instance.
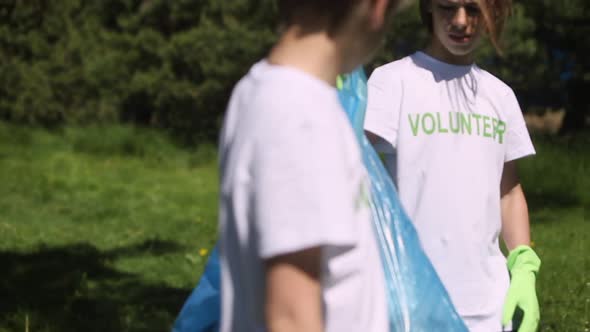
0, 240, 191, 332
525, 188, 581, 213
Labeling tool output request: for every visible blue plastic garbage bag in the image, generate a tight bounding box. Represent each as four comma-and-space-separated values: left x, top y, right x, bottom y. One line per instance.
173, 68, 468, 332
172, 246, 220, 332
338, 69, 468, 331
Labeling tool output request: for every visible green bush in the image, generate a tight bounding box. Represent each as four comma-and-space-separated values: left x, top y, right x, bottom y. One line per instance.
0, 0, 277, 143
1, 0, 588, 142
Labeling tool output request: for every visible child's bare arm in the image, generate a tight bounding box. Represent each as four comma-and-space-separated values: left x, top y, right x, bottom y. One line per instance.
500, 160, 531, 250
265, 247, 323, 332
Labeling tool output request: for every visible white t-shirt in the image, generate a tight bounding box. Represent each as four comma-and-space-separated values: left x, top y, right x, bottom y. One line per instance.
218, 61, 388, 332
364, 51, 535, 332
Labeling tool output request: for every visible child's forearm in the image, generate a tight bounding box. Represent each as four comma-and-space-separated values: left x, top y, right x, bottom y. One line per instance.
265, 248, 324, 332
501, 183, 531, 250
500, 161, 531, 250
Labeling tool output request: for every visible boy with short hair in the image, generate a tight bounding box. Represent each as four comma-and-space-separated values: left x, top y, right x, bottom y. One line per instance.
218, 1, 403, 331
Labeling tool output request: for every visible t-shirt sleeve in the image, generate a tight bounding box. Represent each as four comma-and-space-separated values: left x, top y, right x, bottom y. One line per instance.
503, 89, 536, 162
253, 110, 359, 259
364, 66, 402, 153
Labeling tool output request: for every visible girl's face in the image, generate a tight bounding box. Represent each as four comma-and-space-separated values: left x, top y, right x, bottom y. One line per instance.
429, 0, 484, 63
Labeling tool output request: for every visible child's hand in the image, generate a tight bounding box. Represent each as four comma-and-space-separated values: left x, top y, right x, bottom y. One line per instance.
502, 245, 541, 332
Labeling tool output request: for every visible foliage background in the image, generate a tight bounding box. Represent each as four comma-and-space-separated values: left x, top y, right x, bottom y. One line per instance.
0, 1, 588, 331
1, 0, 589, 142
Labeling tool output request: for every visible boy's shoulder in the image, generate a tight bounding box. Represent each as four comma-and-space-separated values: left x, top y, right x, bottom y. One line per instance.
367, 56, 415, 88
241, 61, 339, 111
473, 66, 516, 97
371, 55, 415, 77
231, 61, 343, 132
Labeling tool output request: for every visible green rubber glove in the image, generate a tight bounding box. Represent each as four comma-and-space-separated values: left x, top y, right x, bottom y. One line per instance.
503, 245, 541, 332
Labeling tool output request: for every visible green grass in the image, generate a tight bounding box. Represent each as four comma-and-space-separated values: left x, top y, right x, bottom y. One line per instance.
0, 122, 218, 332
0, 123, 588, 331
517, 134, 589, 332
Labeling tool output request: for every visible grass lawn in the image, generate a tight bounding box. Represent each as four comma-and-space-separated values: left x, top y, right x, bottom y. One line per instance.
0, 123, 218, 332
0, 122, 588, 331
517, 134, 589, 332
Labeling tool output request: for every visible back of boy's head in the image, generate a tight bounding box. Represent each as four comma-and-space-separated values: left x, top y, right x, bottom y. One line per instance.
418, 0, 512, 54
278, 0, 361, 33
278, 0, 406, 33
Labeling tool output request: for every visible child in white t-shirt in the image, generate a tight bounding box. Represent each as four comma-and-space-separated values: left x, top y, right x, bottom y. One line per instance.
365, 1, 541, 331
218, 1, 405, 331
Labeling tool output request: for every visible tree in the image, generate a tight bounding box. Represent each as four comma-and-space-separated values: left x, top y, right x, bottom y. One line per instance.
0, 0, 587, 141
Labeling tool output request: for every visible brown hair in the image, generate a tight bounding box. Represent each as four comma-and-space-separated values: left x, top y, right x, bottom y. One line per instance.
419, 0, 513, 54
